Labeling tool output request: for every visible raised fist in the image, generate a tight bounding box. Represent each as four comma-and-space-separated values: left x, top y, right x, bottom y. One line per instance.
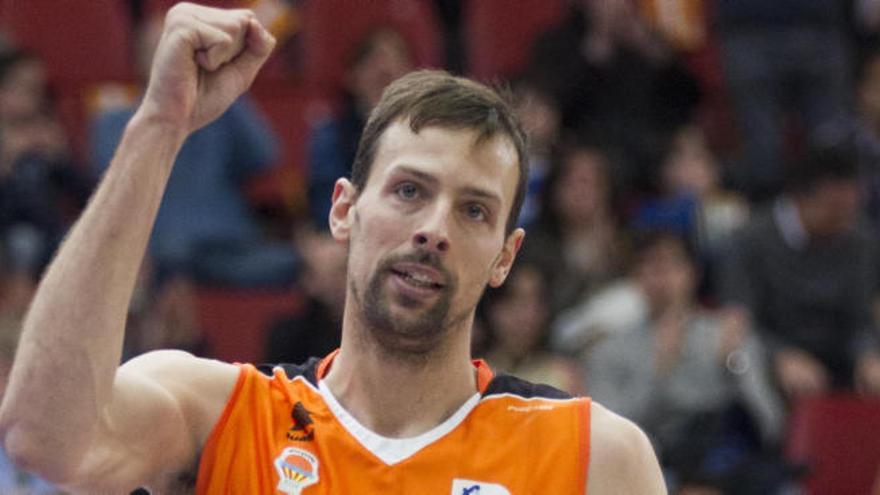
141, 2, 275, 133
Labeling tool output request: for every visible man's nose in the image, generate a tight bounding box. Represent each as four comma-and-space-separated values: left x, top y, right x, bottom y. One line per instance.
412, 203, 451, 253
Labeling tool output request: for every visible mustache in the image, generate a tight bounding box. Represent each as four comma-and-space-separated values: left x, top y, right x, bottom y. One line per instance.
378, 250, 454, 284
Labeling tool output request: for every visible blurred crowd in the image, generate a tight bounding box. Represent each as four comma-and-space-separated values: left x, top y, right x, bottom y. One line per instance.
2, 0, 880, 493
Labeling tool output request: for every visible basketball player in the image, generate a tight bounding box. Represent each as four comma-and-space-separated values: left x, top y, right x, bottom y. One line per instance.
0, 3, 664, 493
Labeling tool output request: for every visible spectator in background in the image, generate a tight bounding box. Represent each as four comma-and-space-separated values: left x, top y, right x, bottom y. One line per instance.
0, 49, 46, 118
307, 28, 414, 227
0, 50, 92, 280
264, 226, 346, 365
479, 259, 583, 395
527, 0, 700, 194
632, 124, 749, 299
91, 11, 294, 288
550, 275, 648, 360
524, 142, 626, 315
720, 138, 880, 400
121, 258, 209, 362
716, 0, 852, 201
851, 47, 880, 231
510, 77, 562, 229
588, 230, 784, 494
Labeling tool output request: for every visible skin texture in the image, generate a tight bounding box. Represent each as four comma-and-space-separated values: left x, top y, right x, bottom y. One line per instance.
0, 4, 665, 494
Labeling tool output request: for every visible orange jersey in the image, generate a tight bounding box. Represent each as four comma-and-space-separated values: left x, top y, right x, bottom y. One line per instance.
196, 352, 591, 494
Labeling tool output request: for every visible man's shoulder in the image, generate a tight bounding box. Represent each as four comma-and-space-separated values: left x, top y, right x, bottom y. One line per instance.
587, 402, 667, 494
121, 349, 239, 386
119, 350, 240, 439
589, 402, 652, 458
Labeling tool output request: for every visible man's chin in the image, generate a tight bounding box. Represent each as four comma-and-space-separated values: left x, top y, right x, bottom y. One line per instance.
366, 321, 446, 362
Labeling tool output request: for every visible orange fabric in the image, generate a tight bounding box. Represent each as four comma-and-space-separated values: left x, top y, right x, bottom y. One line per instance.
197, 357, 591, 494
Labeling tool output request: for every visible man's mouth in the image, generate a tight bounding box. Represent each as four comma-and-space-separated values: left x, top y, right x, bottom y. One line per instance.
390, 264, 446, 290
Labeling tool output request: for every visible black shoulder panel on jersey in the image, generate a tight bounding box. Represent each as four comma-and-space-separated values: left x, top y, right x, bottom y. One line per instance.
482, 373, 573, 400
256, 356, 321, 387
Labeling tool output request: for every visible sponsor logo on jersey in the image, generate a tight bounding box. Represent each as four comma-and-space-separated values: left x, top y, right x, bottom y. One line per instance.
287, 401, 315, 442
274, 447, 319, 495
451, 479, 511, 495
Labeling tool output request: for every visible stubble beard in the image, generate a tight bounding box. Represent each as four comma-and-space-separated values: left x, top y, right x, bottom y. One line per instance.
351, 251, 471, 365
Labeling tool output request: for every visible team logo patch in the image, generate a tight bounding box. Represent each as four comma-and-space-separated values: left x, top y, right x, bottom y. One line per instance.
287, 401, 316, 441
451, 479, 511, 495
274, 447, 319, 495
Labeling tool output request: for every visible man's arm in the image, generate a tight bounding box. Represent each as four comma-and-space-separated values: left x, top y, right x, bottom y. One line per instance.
586, 402, 667, 494
0, 4, 275, 492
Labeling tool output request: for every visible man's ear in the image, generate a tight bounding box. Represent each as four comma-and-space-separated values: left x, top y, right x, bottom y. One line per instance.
489, 228, 525, 288
329, 178, 357, 242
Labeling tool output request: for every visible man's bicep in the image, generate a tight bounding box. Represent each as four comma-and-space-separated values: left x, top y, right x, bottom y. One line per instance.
68, 350, 237, 493
586, 402, 666, 495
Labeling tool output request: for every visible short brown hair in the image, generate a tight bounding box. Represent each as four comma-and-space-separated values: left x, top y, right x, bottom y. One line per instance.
350, 70, 529, 235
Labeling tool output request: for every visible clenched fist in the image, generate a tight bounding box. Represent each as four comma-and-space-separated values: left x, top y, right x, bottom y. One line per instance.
140, 3, 275, 133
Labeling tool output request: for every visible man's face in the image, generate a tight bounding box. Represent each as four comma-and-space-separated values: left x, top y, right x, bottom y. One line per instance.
804, 179, 861, 238
331, 121, 523, 355
635, 239, 695, 314
860, 57, 880, 122
554, 150, 609, 226
349, 32, 413, 111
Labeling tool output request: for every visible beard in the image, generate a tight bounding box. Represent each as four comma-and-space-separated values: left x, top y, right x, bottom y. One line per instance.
351, 249, 469, 362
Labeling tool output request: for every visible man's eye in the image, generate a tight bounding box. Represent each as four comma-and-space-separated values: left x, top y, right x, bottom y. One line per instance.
396, 182, 419, 200
466, 204, 487, 221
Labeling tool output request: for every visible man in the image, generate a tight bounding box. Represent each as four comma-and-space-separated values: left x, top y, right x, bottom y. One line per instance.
0, 4, 664, 494
721, 137, 880, 399
589, 230, 783, 493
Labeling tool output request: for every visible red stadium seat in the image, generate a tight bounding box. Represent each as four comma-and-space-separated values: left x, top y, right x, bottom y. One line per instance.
146, 0, 235, 13
196, 286, 302, 364
247, 79, 319, 212
786, 395, 880, 495
0, 0, 133, 83
463, 0, 566, 82
299, 0, 442, 100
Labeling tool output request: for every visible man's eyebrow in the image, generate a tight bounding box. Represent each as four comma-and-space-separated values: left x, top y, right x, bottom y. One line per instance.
460, 186, 501, 205
393, 166, 438, 185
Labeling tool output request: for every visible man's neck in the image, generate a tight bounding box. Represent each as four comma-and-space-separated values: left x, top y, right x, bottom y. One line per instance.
322, 317, 478, 438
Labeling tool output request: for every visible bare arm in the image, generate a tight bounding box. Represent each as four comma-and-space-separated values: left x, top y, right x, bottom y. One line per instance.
586, 402, 667, 494
0, 4, 275, 491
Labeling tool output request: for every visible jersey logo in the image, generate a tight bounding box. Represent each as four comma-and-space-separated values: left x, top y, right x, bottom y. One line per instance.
287, 401, 315, 442
451, 479, 511, 495
274, 447, 319, 495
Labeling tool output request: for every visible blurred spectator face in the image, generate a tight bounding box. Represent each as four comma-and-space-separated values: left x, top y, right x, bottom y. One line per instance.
298, 230, 348, 312
347, 29, 413, 111
154, 277, 198, 337
661, 125, 719, 197
583, 0, 632, 30
635, 235, 695, 313
137, 275, 201, 352
553, 148, 610, 226
0, 55, 46, 117
0, 54, 66, 174
802, 178, 861, 238
487, 265, 548, 356
0, 106, 69, 175
514, 85, 561, 153
859, 55, 880, 123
